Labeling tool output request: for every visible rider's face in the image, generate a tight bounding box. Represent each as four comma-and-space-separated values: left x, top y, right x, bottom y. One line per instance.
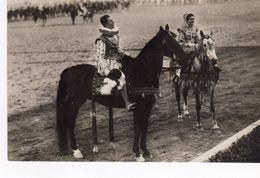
105, 17, 115, 29
187, 16, 195, 27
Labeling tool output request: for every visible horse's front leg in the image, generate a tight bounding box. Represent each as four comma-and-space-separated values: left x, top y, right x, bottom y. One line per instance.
175, 83, 183, 122
133, 104, 145, 162
209, 87, 220, 131
140, 103, 153, 159
195, 89, 202, 128
108, 107, 117, 149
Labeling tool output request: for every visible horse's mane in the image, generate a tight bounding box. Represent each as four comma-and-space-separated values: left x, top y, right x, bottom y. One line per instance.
136, 34, 161, 59
122, 32, 164, 89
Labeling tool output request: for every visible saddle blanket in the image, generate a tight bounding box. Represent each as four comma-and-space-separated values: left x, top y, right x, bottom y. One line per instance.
93, 68, 126, 95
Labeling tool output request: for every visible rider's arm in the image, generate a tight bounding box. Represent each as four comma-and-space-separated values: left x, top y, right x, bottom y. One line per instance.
116, 34, 130, 57
178, 28, 187, 47
96, 40, 110, 76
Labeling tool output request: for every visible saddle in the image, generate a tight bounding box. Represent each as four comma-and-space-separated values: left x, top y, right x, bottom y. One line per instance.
92, 69, 122, 96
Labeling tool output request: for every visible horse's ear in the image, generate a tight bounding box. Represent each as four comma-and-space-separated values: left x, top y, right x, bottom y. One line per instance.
165, 24, 169, 31
159, 26, 164, 32
200, 30, 205, 38
210, 31, 213, 37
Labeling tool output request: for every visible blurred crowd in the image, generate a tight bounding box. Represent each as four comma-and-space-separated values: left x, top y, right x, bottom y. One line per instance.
135, 0, 220, 6
7, 0, 223, 23
7, 0, 132, 22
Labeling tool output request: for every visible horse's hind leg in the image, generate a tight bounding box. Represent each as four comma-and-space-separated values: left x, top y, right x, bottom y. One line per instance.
183, 86, 191, 119
68, 103, 83, 159
91, 98, 98, 153
195, 89, 202, 128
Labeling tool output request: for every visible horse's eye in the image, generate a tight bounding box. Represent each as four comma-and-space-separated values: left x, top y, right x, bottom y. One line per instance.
203, 44, 207, 47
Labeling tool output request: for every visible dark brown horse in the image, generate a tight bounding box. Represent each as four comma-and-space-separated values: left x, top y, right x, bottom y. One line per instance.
56, 25, 186, 161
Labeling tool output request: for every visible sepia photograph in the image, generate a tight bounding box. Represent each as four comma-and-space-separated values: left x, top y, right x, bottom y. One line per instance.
2, 0, 260, 176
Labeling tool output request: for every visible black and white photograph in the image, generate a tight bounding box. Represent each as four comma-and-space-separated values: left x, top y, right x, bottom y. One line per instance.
2, 0, 260, 177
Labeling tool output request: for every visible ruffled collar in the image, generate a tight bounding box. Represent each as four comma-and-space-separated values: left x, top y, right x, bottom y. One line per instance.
99, 26, 119, 36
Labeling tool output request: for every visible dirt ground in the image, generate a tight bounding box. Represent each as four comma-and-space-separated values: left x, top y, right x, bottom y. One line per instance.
7, 0, 260, 161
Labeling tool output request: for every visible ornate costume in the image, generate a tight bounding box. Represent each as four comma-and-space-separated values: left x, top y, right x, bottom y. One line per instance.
95, 25, 128, 94
95, 26, 125, 76
178, 21, 200, 54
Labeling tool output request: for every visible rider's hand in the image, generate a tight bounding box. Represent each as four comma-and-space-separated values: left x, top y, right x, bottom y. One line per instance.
104, 68, 110, 76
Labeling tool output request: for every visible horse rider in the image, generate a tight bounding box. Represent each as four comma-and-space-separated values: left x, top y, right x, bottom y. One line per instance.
78, 2, 87, 16
178, 13, 221, 72
95, 15, 136, 111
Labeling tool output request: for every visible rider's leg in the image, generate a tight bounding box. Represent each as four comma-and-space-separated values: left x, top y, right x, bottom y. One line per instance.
121, 85, 136, 111
114, 69, 136, 111
106, 68, 136, 111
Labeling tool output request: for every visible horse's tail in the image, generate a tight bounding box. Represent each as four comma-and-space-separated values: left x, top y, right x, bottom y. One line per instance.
56, 64, 96, 154
56, 74, 69, 154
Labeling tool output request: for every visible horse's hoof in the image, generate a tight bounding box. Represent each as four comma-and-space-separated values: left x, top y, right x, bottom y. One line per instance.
196, 123, 203, 131
58, 147, 69, 156
213, 126, 222, 134
196, 122, 202, 127
196, 127, 204, 131
177, 115, 183, 122
135, 155, 145, 162
57, 151, 68, 157
143, 152, 154, 159
184, 114, 191, 119
109, 142, 117, 150
93, 145, 99, 153
183, 109, 189, 115
72, 149, 83, 159
212, 124, 220, 129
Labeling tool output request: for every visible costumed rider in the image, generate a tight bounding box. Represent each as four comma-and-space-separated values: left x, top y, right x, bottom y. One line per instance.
95, 15, 136, 111
178, 13, 221, 72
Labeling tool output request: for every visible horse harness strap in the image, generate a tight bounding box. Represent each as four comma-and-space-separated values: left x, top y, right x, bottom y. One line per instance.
128, 87, 159, 96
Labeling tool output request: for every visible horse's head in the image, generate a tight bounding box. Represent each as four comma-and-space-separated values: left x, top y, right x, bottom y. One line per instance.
200, 30, 218, 65
157, 24, 185, 61
157, 25, 187, 70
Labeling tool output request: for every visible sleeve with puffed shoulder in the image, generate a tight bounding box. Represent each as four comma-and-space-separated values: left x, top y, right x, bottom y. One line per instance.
96, 40, 109, 75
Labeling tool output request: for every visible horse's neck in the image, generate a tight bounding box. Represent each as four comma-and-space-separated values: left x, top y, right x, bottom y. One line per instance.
128, 37, 163, 88
190, 41, 204, 72
137, 37, 162, 59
